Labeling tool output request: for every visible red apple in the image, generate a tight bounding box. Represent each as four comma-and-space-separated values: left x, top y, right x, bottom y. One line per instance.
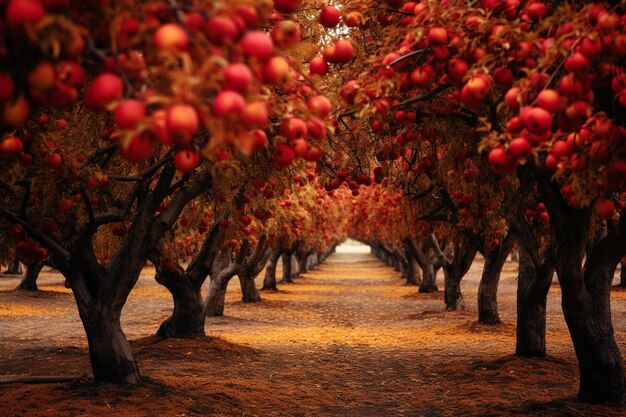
0, 74, 15, 102
488, 147, 516, 173
331, 40, 354, 63
6, 0, 45, 26
536, 89, 563, 113
271, 20, 301, 48
241, 101, 268, 127
508, 137, 531, 159
523, 107, 552, 134
166, 104, 199, 144
280, 117, 307, 139
274, 0, 302, 13
240, 31, 274, 61
307, 95, 331, 117
119, 133, 154, 164
263, 56, 290, 84
427, 27, 448, 45
114, 99, 145, 129
153, 23, 189, 51
319, 6, 341, 28
309, 55, 328, 75
223, 63, 253, 92
85, 73, 123, 112
206, 16, 239, 45
594, 198, 615, 220
174, 149, 201, 173
447, 58, 468, 82
2, 96, 31, 127
212, 90, 245, 118
274, 144, 295, 166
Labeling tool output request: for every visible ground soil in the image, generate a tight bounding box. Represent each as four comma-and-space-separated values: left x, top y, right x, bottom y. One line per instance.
0, 248, 625, 416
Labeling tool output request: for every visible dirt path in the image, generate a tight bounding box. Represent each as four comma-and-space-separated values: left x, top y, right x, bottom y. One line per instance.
1, 250, 625, 416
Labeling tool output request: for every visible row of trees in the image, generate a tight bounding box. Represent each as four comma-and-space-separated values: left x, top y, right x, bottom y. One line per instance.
324, 0, 626, 405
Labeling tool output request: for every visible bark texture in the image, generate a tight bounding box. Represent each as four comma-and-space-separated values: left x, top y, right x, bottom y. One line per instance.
16, 261, 43, 291
477, 235, 516, 324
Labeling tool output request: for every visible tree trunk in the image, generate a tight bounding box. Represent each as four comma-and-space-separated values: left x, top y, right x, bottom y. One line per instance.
4, 259, 22, 275
405, 249, 422, 285
240, 273, 261, 303
443, 245, 477, 311
560, 269, 626, 403
261, 250, 280, 291
280, 252, 294, 284
418, 263, 438, 292
16, 261, 43, 291
155, 270, 205, 338
79, 306, 141, 384
205, 277, 230, 316
516, 248, 553, 357
478, 236, 515, 324
620, 258, 626, 287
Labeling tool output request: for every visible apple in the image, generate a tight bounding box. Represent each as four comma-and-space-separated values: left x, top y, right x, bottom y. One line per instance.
319, 6, 341, 28
240, 31, 274, 61
84, 73, 124, 112
206, 16, 239, 45
536, 89, 563, 113
27, 61, 56, 90
252, 129, 267, 149
0, 136, 23, 155
332, 40, 354, 63
280, 117, 307, 139
0, 74, 15, 102
271, 20, 301, 48
274, 0, 302, 14
493, 67, 513, 87
2, 96, 31, 127
488, 147, 516, 173
55, 61, 86, 88
427, 27, 448, 45
523, 107, 552, 134
114, 99, 146, 129
174, 149, 201, 173
212, 90, 245, 118
564, 52, 590, 74
504, 87, 521, 110
119, 133, 154, 163
166, 104, 199, 145
508, 137, 531, 159
263, 56, 290, 84
303, 144, 323, 162
153, 23, 189, 51
344, 11, 365, 27
223, 63, 253, 92
241, 101, 268, 127
307, 117, 326, 139
273, 144, 295, 166
291, 138, 308, 157
309, 56, 328, 75
594, 198, 615, 220
464, 76, 491, 101
6, 0, 45, 26
410, 66, 433, 88
307, 95, 331, 117
447, 58, 468, 82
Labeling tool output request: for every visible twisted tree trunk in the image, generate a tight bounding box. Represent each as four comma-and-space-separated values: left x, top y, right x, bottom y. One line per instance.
155, 268, 205, 338
280, 252, 294, 284
16, 261, 43, 291
515, 248, 553, 357
262, 250, 280, 291
477, 235, 516, 324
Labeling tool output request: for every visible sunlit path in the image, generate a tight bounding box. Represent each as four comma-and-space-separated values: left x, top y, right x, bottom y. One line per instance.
1, 250, 625, 416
